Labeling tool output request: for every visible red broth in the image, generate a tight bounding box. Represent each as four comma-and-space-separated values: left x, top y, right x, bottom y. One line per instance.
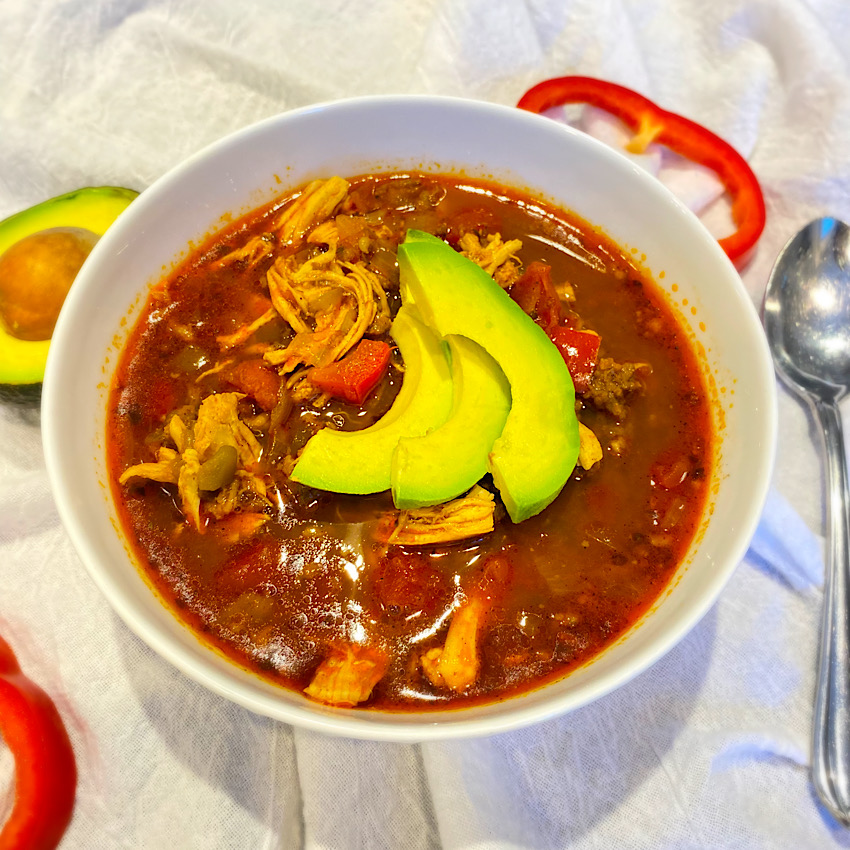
107, 173, 712, 710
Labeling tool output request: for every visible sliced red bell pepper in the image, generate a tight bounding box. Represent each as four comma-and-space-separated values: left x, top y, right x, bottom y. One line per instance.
0, 635, 76, 850
508, 261, 599, 390
310, 338, 392, 405
550, 326, 601, 394
509, 261, 561, 335
517, 76, 766, 264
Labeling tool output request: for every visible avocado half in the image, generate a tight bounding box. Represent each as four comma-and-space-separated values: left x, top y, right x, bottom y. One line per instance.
0, 186, 138, 405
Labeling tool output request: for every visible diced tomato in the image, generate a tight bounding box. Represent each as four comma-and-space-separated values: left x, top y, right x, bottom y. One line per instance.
471, 552, 514, 606
225, 358, 282, 411
549, 326, 601, 394
310, 338, 392, 405
369, 550, 452, 618
215, 541, 271, 596
509, 261, 561, 334
651, 457, 691, 490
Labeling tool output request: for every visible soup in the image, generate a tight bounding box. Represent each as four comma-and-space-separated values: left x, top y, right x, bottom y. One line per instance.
107, 172, 712, 710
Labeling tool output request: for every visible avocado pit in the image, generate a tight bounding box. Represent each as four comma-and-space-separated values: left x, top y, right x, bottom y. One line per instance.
0, 227, 98, 341
0, 185, 138, 405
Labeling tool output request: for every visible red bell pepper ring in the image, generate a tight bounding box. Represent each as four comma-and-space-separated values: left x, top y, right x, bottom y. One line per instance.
311, 338, 392, 405
517, 76, 766, 264
0, 635, 77, 850
550, 326, 601, 394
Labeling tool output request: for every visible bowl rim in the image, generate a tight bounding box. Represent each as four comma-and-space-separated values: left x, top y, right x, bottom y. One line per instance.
42, 93, 777, 741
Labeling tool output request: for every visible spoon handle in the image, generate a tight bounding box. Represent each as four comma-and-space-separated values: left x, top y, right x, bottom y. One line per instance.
812, 396, 850, 824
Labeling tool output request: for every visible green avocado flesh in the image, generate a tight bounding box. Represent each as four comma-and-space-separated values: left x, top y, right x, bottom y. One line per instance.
0, 186, 138, 404
290, 304, 453, 494
391, 334, 511, 509
398, 230, 579, 523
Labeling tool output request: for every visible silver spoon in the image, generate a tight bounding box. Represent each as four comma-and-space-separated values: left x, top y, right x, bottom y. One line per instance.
764, 217, 850, 825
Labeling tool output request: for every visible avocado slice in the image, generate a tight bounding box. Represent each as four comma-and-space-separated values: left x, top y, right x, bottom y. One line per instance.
398, 230, 579, 523
391, 334, 511, 509
291, 304, 453, 494
0, 186, 138, 405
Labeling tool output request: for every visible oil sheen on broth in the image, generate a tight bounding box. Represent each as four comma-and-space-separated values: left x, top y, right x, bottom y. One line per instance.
107, 173, 712, 711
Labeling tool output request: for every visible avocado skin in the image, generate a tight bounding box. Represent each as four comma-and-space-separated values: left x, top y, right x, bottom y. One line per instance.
0, 186, 138, 406
0, 381, 42, 406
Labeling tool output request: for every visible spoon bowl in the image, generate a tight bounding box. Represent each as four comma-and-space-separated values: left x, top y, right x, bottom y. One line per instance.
764, 216, 850, 825
765, 219, 850, 400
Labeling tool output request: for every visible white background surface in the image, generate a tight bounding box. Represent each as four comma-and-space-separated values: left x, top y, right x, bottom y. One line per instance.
1, 0, 849, 847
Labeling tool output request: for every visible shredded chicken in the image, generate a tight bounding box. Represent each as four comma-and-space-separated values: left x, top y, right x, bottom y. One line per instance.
205, 476, 240, 520
217, 308, 277, 351
212, 511, 270, 544
458, 232, 523, 288
119, 393, 267, 531
577, 422, 603, 470
117, 446, 181, 485
307, 220, 339, 248
207, 178, 390, 393
196, 360, 234, 382
210, 234, 275, 270
275, 176, 350, 245
266, 255, 314, 334
264, 252, 390, 374
266, 301, 352, 372
198, 177, 353, 336
177, 448, 203, 529
422, 596, 486, 692
379, 485, 495, 546
304, 643, 389, 706
286, 369, 330, 406
168, 412, 190, 453
193, 393, 263, 467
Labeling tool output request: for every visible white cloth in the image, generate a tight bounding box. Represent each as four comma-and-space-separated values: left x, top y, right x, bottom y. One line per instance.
1, 0, 848, 846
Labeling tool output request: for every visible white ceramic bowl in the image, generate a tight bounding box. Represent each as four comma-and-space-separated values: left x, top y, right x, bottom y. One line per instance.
42, 95, 776, 741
